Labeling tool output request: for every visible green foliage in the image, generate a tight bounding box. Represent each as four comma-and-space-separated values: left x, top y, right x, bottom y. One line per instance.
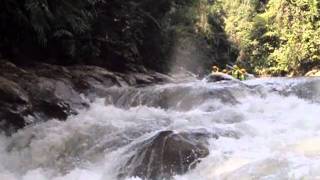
4, 0, 317, 75
261, 0, 320, 75
0, 0, 199, 72
0, 0, 99, 59
209, 0, 320, 75
165, 0, 238, 74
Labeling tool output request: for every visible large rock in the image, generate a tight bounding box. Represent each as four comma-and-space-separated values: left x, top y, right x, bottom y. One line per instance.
0, 62, 90, 134
0, 60, 171, 134
119, 130, 211, 180
0, 77, 31, 133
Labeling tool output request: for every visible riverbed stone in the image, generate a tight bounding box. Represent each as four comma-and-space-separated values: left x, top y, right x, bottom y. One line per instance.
119, 130, 210, 180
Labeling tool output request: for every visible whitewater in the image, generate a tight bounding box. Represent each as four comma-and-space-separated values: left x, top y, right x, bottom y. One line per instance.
1, 77, 320, 180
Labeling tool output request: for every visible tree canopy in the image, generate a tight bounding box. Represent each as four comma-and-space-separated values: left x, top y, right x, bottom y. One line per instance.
209, 0, 320, 75
1, 0, 319, 76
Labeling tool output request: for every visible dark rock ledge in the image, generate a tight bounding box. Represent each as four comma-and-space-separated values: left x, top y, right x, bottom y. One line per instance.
118, 130, 212, 180
0, 60, 172, 134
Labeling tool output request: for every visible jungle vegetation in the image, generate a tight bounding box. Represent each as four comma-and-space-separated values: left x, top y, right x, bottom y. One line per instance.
0, 0, 319, 76
209, 0, 320, 75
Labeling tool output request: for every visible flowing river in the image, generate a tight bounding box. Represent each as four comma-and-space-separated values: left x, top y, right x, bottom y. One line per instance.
1, 77, 320, 180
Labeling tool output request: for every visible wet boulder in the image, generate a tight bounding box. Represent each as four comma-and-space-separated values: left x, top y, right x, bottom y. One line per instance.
206, 72, 237, 82
27, 77, 88, 120
119, 130, 211, 180
0, 77, 29, 104
0, 62, 90, 133
4, 63, 90, 121
0, 60, 173, 134
0, 77, 31, 133
283, 77, 320, 103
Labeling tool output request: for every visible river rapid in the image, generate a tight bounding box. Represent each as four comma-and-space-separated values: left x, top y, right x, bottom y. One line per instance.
1, 77, 320, 180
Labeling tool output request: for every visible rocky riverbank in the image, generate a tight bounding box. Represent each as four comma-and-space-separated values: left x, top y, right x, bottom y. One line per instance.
2, 64, 320, 179
0, 60, 172, 135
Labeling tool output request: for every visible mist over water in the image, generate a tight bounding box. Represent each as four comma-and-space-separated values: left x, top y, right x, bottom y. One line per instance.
1, 78, 320, 180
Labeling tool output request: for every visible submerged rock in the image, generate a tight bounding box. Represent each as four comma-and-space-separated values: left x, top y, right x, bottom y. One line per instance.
206, 72, 237, 82
119, 130, 211, 180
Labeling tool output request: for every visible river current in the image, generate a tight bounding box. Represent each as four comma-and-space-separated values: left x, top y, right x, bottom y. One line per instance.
1, 77, 320, 180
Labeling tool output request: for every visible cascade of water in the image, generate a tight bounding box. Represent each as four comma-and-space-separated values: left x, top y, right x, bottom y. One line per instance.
1, 77, 320, 180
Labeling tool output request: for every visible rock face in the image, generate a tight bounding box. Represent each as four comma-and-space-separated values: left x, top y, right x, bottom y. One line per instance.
119, 130, 211, 180
0, 77, 30, 132
0, 60, 171, 134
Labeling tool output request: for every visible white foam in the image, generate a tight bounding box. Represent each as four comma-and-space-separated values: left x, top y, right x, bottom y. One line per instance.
1, 81, 320, 179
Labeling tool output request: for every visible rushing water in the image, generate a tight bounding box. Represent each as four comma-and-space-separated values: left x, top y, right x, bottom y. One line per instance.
1, 77, 320, 180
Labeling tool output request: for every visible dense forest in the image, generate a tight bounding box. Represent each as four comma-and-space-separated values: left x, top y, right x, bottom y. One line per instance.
210, 0, 320, 76
0, 0, 214, 74
0, 0, 319, 76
